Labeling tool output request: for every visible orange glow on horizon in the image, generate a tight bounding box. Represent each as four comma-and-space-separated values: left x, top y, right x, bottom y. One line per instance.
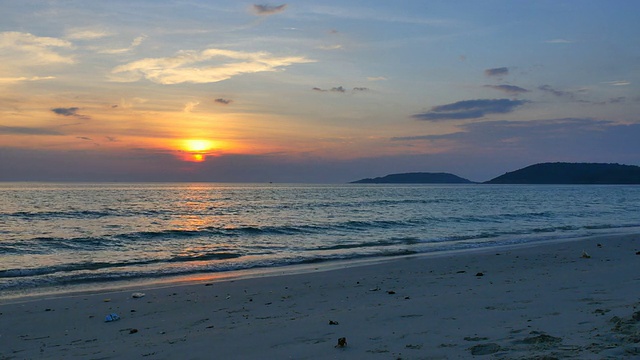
176, 139, 218, 162
183, 139, 215, 153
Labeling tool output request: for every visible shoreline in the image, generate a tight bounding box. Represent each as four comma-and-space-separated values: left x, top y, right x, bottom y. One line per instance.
1, 233, 639, 358
2, 231, 636, 304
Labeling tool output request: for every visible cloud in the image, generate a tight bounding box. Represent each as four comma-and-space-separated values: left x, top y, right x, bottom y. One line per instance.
51, 107, 90, 120
391, 118, 640, 167
52, 107, 79, 116
317, 44, 343, 50
538, 85, 573, 98
0, 76, 55, 84
484, 67, 509, 77
99, 35, 147, 54
110, 48, 314, 84
214, 98, 233, 105
0, 32, 74, 68
183, 101, 200, 113
65, 28, 111, 40
76, 136, 92, 141
544, 39, 572, 44
367, 76, 387, 81
312, 86, 367, 93
412, 99, 527, 121
252, 4, 287, 15
604, 80, 630, 86
0, 125, 63, 135
483, 84, 529, 95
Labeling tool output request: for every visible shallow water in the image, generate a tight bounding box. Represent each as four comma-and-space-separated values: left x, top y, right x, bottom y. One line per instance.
1, 182, 639, 296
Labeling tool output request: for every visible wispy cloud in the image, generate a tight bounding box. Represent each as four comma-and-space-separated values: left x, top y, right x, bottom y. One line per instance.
99, 35, 147, 54
65, 28, 111, 40
0, 32, 74, 67
0, 76, 55, 83
392, 118, 639, 163
483, 84, 529, 95
252, 4, 287, 16
317, 44, 343, 50
484, 67, 509, 77
0, 125, 63, 135
52, 107, 79, 116
604, 80, 630, 86
183, 101, 200, 113
312, 86, 368, 93
412, 99, 527, 121
214, 98, 233, 105
538, 85, 574, 98
544, 39, 573, 44
367, 76, 387, 81
51, 107, 90, 120
110, 48, 314, 84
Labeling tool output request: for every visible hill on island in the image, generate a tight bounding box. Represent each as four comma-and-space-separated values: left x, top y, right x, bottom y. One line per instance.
485, 162, 640, 184
351, 172, 475, 184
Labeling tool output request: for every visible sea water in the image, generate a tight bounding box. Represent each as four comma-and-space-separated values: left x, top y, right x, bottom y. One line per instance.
1, 183, 639, 297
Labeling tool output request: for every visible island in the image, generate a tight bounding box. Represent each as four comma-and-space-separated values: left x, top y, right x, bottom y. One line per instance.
350, 172, 475, 184
484, 162, 640, 184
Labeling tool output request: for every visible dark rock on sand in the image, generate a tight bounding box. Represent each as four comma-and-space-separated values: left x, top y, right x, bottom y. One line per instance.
469, 343, 501, 355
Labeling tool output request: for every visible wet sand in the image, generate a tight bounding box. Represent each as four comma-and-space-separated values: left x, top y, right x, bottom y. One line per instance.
1, 234, 639, 359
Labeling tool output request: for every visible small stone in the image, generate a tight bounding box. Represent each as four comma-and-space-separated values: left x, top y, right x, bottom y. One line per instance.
129, 328, 138, 334
329, 320, 339, 325
335, 337, 347, 348
469, 343, 501, 355
521, 333, 562, 345
475, 272, 484, 277
387, 290, 396, 295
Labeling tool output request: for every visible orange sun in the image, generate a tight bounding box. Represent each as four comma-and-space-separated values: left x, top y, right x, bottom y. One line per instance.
180, 139, 215, 162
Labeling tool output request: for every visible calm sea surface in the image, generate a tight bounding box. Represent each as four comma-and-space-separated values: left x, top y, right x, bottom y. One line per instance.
1, 183, 639, 298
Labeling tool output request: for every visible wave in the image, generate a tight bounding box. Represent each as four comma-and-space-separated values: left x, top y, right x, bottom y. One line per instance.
0, 251, 242, 279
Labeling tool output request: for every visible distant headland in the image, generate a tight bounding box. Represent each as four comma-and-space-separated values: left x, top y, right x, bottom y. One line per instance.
350, 162, 640, 184
484, 162, 640, 184
350, 172, 475, 184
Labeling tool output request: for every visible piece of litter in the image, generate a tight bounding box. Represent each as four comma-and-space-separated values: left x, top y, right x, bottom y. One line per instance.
105, 313, 120, 322
581, 250, 591, 259
335, 337, 347, 348
132, 292, 145, 298
329, 320, 339, 325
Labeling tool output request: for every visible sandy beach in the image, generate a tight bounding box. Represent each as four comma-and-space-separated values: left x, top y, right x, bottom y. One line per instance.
1, 234, 639, 359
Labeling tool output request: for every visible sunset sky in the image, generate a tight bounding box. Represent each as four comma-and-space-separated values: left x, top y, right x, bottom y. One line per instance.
1, 1, 639, 182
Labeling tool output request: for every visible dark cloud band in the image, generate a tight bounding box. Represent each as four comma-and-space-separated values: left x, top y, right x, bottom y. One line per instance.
413, 99, 527, 121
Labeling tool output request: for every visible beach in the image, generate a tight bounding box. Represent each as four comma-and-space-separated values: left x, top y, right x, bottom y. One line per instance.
1, 233, 639, 359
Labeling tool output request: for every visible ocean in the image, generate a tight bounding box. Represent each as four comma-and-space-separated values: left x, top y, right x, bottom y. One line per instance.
1, 182, 639, 298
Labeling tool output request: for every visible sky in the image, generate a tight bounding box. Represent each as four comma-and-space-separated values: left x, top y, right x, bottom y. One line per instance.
1, 1, 639, 183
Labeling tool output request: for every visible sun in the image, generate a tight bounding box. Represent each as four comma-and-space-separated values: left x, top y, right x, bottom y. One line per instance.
180, 139, 215, 162
184, 139, 214, 153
